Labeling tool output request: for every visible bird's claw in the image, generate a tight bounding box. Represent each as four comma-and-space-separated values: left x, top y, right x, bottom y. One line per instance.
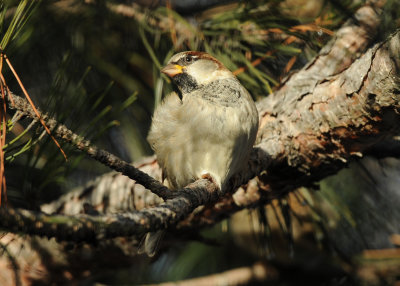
201, 173, 218, 187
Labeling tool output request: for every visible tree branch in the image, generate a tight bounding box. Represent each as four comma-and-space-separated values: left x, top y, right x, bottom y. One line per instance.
0, 178, 218, 241
0, 0, 397, 243
5, 91, 171, 200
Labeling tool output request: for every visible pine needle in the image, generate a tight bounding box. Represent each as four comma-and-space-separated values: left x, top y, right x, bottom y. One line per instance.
233, 51, 274, 76
0, 54, 6, 205
3, 54, 68, 161
284, 55, 297, 74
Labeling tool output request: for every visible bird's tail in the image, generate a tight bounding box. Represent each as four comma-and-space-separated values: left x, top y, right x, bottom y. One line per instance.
138, 230, 165, 257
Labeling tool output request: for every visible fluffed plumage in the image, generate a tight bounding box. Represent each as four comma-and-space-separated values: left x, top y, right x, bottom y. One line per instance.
143, 51, 258, 256
148, 51, 258, 191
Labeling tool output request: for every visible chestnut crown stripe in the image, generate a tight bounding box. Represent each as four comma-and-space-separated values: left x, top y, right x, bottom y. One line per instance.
172, 51, 225, 69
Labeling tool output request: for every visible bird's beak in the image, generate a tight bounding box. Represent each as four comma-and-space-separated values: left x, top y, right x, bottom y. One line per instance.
161, 64, 185, 77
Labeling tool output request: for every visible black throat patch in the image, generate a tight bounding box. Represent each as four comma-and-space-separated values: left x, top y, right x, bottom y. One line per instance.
173, 73, 198, 94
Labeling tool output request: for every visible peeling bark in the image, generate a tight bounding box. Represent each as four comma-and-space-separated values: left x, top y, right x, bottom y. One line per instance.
257, 29, 400, 177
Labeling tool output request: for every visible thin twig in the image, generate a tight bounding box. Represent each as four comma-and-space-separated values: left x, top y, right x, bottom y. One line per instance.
4, 54, 68, 161
4, 91, 171, 200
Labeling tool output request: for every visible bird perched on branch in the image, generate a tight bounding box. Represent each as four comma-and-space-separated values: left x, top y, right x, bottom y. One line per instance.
143, 51, 259, 256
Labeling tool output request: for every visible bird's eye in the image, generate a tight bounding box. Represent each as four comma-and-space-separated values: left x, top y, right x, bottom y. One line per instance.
184, 56, 192, 63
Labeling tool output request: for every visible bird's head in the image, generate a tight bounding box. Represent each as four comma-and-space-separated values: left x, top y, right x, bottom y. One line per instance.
161, 51, 233, 94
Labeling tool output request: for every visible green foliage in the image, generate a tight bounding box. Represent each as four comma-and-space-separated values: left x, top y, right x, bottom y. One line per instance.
0, 0, 39, 51
1, 0, 400, 284
1, 1, 145, 206
0, 0, 41, 161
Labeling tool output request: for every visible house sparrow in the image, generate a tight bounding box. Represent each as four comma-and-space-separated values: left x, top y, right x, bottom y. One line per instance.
143, 51, 259, 256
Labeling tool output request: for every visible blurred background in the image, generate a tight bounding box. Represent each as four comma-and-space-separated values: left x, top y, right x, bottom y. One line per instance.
0, 0, 400, 285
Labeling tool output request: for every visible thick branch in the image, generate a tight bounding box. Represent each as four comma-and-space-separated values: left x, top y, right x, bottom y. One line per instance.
257, 30, 400, 177
0, 0, 396, 242
41, 159, 164, 215
0, 179, 218, 241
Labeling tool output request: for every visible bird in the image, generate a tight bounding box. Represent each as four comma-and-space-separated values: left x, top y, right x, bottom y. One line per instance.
143, 51, 259, 256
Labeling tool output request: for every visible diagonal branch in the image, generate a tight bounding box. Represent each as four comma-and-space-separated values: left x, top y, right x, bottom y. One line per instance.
4, 91, 171, 200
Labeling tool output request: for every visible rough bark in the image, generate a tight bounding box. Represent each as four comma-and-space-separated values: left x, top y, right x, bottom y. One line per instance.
0, 0, 395, 242
1, 1, 399, 285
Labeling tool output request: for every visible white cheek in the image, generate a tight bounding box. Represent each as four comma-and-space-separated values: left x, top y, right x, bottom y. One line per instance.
187, 61, 232, 85
188, 62, 214, 81
193, 70, 216, 84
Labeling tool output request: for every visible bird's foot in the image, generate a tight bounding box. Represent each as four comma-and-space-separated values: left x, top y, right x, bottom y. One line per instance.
201, 173, 220, 189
